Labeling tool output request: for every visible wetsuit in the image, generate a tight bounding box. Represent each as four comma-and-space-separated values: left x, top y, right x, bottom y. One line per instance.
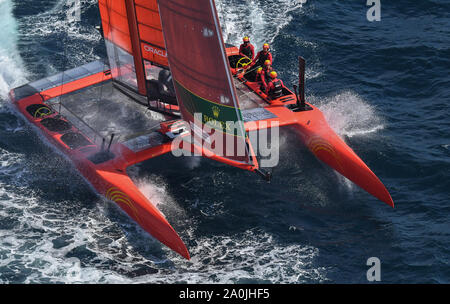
252, 50, 273, 68
147, 69, 177, 105
258, 66, 273, 90
239, 43, 255, 60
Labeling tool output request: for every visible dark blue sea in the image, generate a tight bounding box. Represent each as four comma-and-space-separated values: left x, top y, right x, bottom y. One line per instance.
0, 0, 448, 283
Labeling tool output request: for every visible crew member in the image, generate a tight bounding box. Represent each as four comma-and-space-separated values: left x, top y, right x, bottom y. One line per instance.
251, 43, 273, 68
266, 71, 284, 100
146, 69, 177, 105
158, 69, 175, 97
239, 36, 255, 60
258, 60, 273, 90
255, 67, 263, 82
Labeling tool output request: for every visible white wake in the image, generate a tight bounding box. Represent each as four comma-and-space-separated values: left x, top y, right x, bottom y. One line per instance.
0, 0, 28, 101
216, 0, 305, 49
310, 91, 385, 138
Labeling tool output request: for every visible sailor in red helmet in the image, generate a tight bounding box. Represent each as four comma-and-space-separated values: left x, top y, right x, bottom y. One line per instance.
250, 43, 273, 69
266, 71, 284, 100
239, 36, 255, 60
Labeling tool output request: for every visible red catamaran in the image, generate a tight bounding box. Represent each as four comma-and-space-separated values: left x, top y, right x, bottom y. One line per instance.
9, 0, 394, 260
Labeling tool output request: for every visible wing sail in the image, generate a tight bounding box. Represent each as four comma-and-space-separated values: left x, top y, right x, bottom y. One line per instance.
99, 0, 143, 92
134, 0, 168, 67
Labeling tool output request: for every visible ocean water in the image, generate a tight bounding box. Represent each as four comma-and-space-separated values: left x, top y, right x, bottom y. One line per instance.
0, 0, 449, 283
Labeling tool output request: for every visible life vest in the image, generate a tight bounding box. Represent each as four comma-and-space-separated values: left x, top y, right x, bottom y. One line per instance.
256, 51, 271, 67
264, 67, 273, 82
256, 67, 272, 83
241, 44, 253, 58
268, 79, 283, 99
256, 67, 271, 84
255, 70, 263, 82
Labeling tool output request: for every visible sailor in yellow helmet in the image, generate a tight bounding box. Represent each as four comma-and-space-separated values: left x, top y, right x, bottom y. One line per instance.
266, 70, 284, 99
259, 59, 273, 90
239, 36, 255, 60
251, 43, 273, 68
255, 67, 264, 82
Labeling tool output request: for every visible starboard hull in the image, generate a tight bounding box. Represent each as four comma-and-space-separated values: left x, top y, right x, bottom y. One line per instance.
243, 104, 394, 207
227, 44, 394, 207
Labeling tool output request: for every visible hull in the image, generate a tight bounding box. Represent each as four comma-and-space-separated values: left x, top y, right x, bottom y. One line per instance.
243, 104, 393, 207
9, 43, 393, 260
295, 109, 394, 207
258, 105, 394, 207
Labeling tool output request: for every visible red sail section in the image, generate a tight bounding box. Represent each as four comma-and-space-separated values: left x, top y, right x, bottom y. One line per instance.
158, 0, 255, 166
134, 0, 169, 67
98, 0, 169, 95
98, 0, 132, 53
99, 0, 141, 91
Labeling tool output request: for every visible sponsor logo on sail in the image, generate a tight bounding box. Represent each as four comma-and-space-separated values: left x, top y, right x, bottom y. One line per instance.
143, 44, 167, 58
171, 114, 280, 167
220, 95, 230, 105
202, 27, 214, 37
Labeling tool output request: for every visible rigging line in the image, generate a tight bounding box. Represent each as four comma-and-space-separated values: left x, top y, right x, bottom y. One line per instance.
237, 86, 263, 102
242, 65, 262, 76
98, 31, 107, 106
97, 35, 108, 144
105, 0, 120, 85
59, 1, 73, 113
56, 102, 104, 142
98, 19, 106, 103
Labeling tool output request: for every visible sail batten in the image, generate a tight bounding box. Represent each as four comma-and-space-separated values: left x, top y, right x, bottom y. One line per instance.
99, 0, 132, 53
